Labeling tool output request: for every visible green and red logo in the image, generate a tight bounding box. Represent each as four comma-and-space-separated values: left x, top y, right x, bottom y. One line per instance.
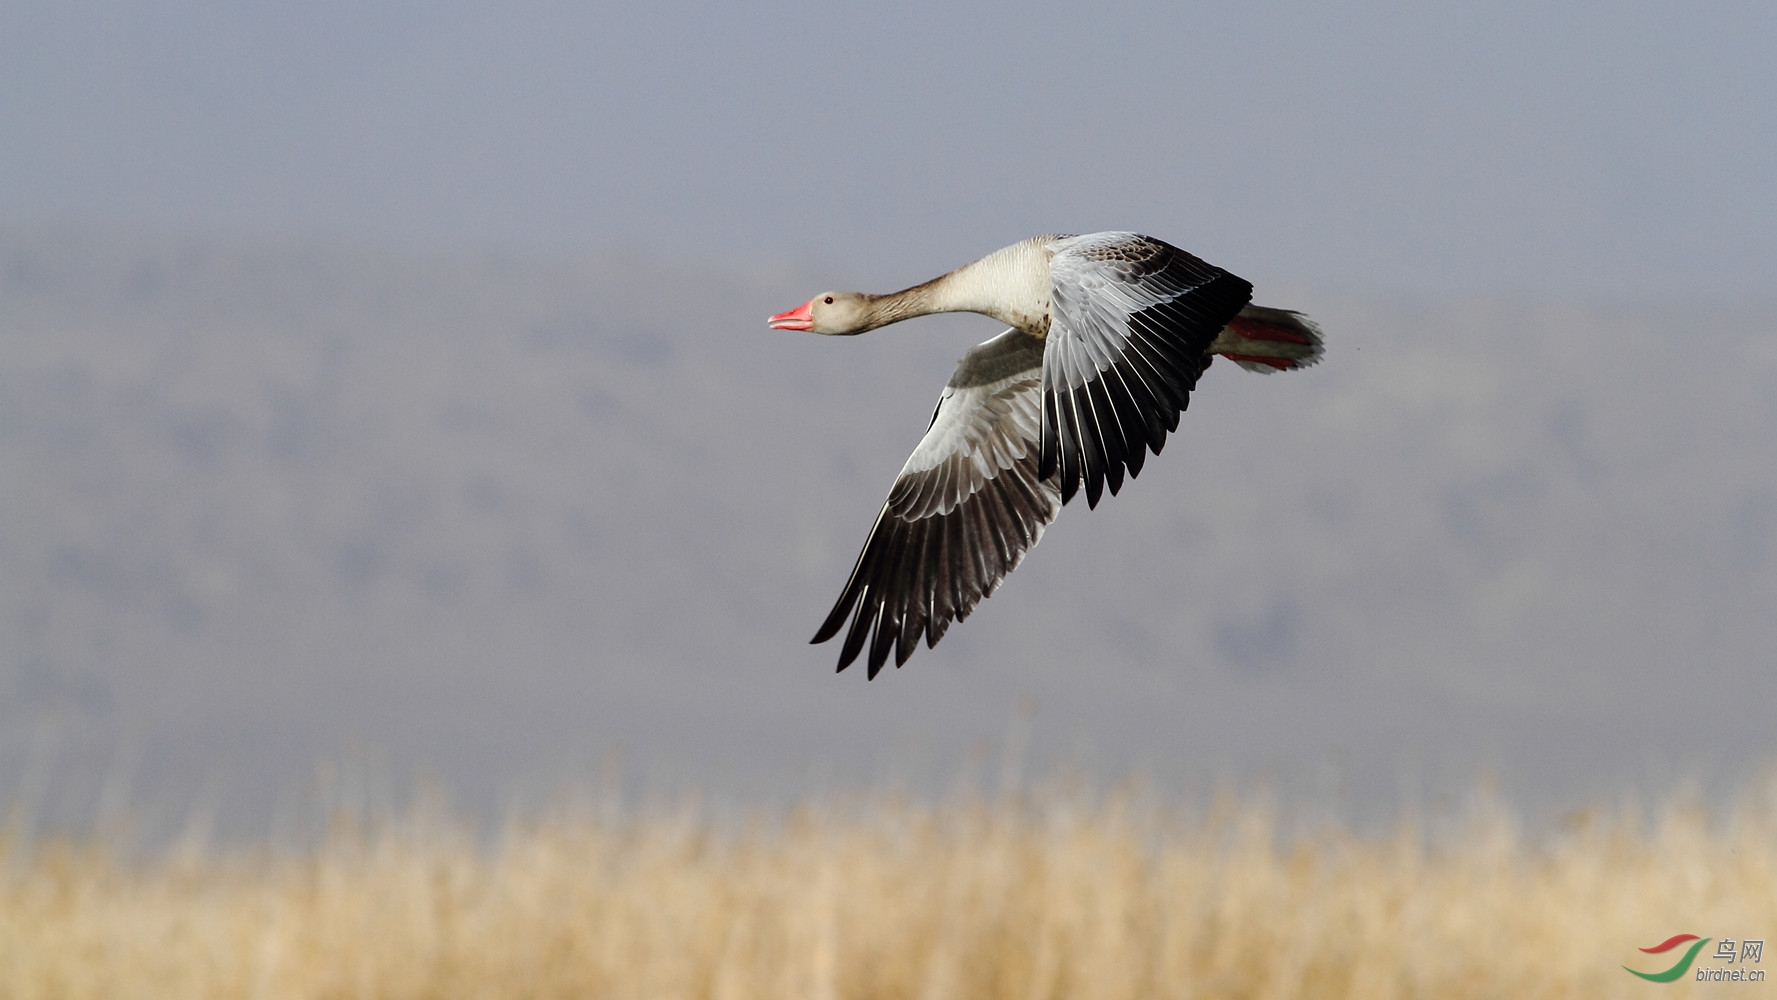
1626, 933, 1766, 982
1625, 934, 1710, 982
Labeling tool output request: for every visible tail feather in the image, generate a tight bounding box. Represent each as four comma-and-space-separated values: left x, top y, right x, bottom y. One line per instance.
1209, 305, 1324, 373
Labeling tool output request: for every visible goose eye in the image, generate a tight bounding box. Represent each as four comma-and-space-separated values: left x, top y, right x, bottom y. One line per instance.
823, 296, 834, 304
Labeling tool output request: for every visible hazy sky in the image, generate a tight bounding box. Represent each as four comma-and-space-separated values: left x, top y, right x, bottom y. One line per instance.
5, 1, 1775, 301
4, 2, 1777, 832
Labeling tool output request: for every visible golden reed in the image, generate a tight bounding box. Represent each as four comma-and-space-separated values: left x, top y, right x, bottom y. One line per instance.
2, 779, 1775, 999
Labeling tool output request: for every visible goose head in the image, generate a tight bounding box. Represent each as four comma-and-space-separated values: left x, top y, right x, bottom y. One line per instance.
768, 292, 875, 336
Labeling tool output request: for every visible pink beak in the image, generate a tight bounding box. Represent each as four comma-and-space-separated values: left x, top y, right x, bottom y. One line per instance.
768, 299, 815, 331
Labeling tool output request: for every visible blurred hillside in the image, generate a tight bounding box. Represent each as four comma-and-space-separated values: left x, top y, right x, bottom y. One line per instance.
2, 225, 1773, 835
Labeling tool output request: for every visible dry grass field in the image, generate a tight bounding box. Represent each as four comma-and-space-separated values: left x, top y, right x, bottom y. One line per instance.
2, 778, 1775, 1000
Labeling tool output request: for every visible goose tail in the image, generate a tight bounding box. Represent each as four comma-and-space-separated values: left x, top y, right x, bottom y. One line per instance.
1209, 305, 1324, 373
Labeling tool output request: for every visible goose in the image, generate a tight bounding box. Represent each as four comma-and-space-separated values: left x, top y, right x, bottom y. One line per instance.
769, 232, 1322, 678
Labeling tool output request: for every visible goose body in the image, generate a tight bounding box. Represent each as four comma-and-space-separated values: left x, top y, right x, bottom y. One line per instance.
770, 232, 1322, 678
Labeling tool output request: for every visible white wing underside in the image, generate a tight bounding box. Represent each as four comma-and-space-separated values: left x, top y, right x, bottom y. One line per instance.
813, 329, 1060, 677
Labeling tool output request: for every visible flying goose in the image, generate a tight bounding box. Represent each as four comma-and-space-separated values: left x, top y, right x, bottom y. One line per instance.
769, 232, 1322, 678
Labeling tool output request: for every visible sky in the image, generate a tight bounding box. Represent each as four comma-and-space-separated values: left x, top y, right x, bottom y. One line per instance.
4, 1, 1775, 302
2, 1, 1776, 834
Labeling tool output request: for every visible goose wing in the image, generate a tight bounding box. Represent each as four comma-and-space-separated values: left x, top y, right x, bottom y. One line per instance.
813, 329, 1060, 678
1040, 232, 1253, 507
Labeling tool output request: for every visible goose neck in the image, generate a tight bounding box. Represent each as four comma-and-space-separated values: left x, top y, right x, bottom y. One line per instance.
865, 241, 1050, 335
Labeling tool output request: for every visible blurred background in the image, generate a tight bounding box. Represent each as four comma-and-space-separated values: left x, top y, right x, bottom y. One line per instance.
2, 0, 1774, 840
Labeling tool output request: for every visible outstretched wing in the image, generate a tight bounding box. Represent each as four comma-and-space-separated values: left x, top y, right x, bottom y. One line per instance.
1040, 232, 1253, 508
813, 329, 1061, 678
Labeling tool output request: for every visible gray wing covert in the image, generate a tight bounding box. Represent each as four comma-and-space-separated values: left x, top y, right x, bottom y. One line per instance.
813, 329, 1060, 678
1040, 232, 1253, 508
